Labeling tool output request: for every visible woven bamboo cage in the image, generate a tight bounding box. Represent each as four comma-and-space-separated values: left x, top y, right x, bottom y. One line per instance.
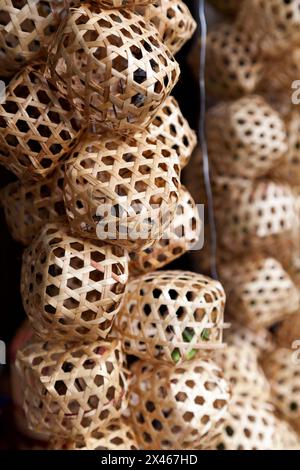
220, 256, 299, 330
16, 338, 128, 440
136, 0, 197, 55
214, 344, 271, 402
0, 0, 66, 77
263, 348, 300, 433
129, 186, 201, 275
213, 177, 298, 256
208, 0, 244, 16
129, 359, 230, 450
205, 23, 264, 99
148, 96, 197, 170
63, 132, 180, 249
115, 270, 226, 365
206, 96, 287, 179
21, 224, 129, 341
211, 396, 279, 450
51, 420, 138, 450
1, 165, 66, 246
224, 322, 274, 356
273, 312, 300, 349
49, 5, 179, 132
0, 64, 82, 180
239, 0, 300, 58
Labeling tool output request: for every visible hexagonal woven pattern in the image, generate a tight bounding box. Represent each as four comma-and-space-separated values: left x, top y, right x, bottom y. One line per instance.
129, 359, 230, 450
137, 0, 197, 55
220, 256, 299, 329
208, 0, 244, 15
21, 224, 129, 341
263, 348, 300, 433
207, 96, 287, 179
129, 186, 201, 275
239, 0, 300, 58
213, 177, 298, 255
0, 65, 81, 179
0, 0, 65, 77
52, 420, 139, 450
16, 338, 128, 440
206, 23, 263, 99
1, 164, 66, 246
100, 0, 155, 6
212, 396, 278, 450
50, 5, 180, 132
224, 322, 274, 356
115, 270, 226, 364
63, 132, 181, 249
214, 344, 271, 401
148, 96, 197, 170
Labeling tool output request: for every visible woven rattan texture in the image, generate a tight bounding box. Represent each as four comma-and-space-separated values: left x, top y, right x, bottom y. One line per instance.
239, 0, 300, 58
21, 224, 129, 341
129, 186, 200, 275
0, 65, 81, 179
213, 177, 298, 256
129, 359, 230, 450
51, 420, 139, 450
224, 322, 274, 356
274, 111, 300, 185
0, 0, 65, 77
115, 270, 226, 364
205, 23, 264, 99
220, 256, 299, 329
63, 132, 180, 249
263, 348, 300, 433
211, 396, 279, 450
50, 5, 180, 132
16, 338, 128, 440
1, 165, 66, 246
137, 0, 197, 55
214, 344, 271, 402
208, 0, 244, 16
148, 96, 197, 169
207, 96, 287, 179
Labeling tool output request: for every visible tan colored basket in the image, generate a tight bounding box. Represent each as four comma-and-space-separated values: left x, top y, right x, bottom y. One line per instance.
129, 186, 201, 275
239, 0, 300, 58
211, 396, 278, 450
224, 322, 274, 356
0, 65, 81, 180
205, 23, 264, 99
214, 344, 271, 402
213, 177, 298, 256
274, 312, 300, 349
274, 418, 300, 450
0, 0, 66, 77
148, 96, 197, 170
63, 132, 180, 249
115, 270, 226, 365
220, 256, 299, 330
129, 358, 230, 450
2, 165, 66, 246
99, 0, 155, 6
50, 5, 179, 132
16, 338, 128, 440
207, 96, 287, 179
263, 348, 300, 433
51, 420, 138, 450
274, 111, 300, 185
21, 224, 129, 341
208, 0, 244, 16
137, 0, 197, 55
